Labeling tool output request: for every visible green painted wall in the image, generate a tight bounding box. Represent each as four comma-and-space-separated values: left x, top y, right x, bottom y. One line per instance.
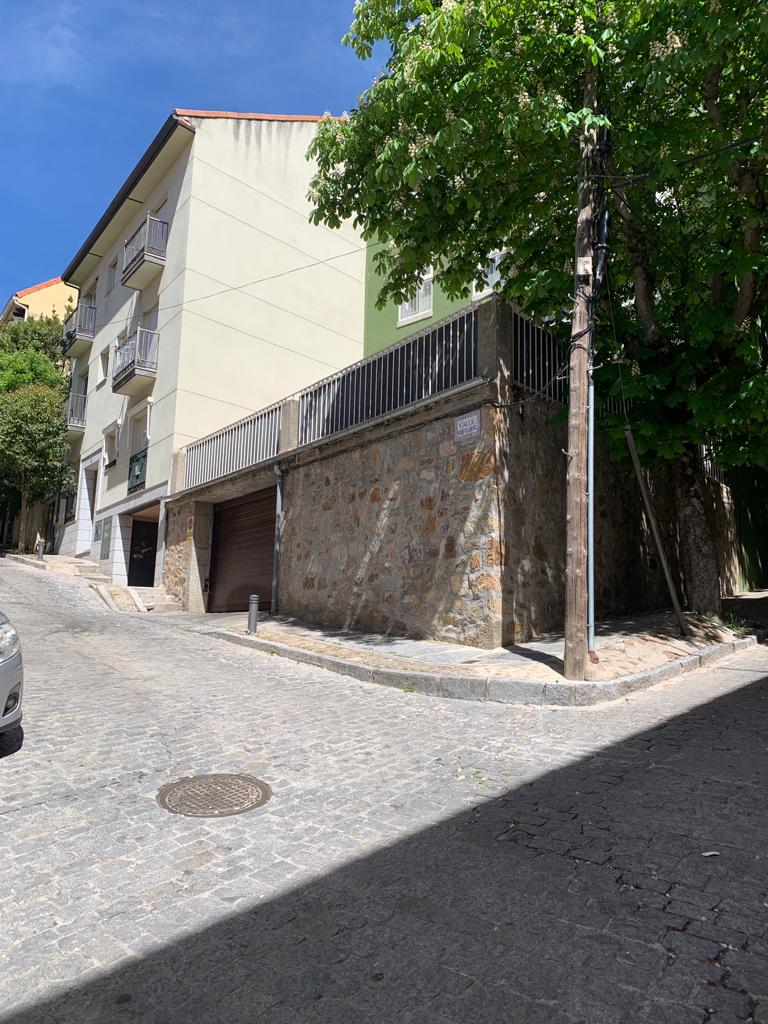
364, 242, 467, 356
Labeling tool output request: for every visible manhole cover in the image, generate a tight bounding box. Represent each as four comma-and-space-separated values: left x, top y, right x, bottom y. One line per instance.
156, 774, 272, 817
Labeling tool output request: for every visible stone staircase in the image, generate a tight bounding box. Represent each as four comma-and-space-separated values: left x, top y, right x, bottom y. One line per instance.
130, 586, 182, 614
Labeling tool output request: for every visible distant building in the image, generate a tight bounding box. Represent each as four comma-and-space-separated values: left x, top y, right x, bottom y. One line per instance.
0, 276, 77, 327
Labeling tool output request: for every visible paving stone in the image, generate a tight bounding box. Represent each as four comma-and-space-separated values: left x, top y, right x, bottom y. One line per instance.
1, 560, 767, 1024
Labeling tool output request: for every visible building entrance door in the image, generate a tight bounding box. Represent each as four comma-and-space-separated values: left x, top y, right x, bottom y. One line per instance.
127, 519, 158, 587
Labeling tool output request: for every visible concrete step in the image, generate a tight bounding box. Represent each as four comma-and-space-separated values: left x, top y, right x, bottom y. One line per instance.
131, 587, 182, 614
80, 573, 113, 583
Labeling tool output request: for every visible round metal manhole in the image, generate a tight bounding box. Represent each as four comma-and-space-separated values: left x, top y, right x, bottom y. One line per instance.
156, 774, 272, 818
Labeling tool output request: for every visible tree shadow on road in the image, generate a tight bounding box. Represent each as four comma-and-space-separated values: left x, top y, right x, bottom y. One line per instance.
5, 680, 768, 1024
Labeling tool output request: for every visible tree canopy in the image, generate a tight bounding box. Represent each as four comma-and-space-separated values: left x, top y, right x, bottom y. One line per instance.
0, 347, 65, 394
0, 313, 67, 365
309, 0, 768, 469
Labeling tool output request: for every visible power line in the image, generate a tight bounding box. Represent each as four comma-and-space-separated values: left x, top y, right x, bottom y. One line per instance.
84, 245, 365, 335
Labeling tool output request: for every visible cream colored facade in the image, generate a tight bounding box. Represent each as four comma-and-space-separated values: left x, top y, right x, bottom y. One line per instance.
0, 277, 77, 326
56, 110, 364, 586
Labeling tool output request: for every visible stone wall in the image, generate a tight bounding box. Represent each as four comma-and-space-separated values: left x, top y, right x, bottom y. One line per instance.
280, 389, 505, 648
162, 296, 743, 647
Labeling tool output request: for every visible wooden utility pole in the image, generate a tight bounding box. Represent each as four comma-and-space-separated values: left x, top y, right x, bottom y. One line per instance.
563, 68, 598, 680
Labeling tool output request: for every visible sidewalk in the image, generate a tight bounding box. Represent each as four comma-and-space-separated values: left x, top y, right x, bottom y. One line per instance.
160, 607, 757, 706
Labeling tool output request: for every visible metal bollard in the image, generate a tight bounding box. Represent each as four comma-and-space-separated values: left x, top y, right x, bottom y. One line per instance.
247, 594, 259, 634
36, 540, 45, 561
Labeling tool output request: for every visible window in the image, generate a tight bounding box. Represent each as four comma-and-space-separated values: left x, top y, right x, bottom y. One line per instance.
84, 280, 97, 308
99, 347, 110, 383
107, 259, 118, 292
130, 410, 148, 456
473, 251, 505, 300
398, 266, 433, 326
104, 428, 118, 468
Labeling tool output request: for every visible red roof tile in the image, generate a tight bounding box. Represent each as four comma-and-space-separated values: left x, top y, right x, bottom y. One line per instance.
16, 276, 63, 298
173, 109, 330, 122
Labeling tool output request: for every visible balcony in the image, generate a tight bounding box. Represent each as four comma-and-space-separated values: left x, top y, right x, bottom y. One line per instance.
128, 447, 147, 494
62, 304, 96, 358
122, 215, 168, 290
65, 391, 87, 435
112, 328, 159, 396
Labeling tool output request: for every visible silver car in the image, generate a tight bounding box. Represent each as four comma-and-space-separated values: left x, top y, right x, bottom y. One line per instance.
0, 611, 22, 736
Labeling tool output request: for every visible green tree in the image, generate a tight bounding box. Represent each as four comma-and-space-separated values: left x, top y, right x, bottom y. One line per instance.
0, 312, 67, 365
0, 347, 64, 394
308, 0, 768, 614
0, 384, 73, 553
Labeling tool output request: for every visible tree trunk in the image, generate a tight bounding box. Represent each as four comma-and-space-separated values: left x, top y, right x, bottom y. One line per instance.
18, 487, 29, 555
670, 448, 722, 616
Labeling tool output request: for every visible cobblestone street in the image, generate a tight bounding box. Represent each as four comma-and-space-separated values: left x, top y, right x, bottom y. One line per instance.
1, 559, 766, 1023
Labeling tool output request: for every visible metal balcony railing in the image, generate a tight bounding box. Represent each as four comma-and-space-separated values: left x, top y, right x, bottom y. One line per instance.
62, 303, 96, 347
128, 447, 148, 494
65, 391, 87, 428
113, 328, 159, 385
123, 215, 168, 275
183, 402, 282, 490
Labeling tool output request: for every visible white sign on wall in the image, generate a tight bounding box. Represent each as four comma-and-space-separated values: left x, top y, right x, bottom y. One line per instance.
454, 409, 482, 444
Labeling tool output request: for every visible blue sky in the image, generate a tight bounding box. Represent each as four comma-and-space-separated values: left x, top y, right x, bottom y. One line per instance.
0, 0, 384, 302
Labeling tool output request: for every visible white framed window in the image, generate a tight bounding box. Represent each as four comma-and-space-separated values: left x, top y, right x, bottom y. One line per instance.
104, 427, 118, 467
130, 409, 148, 456
84, 279, 98, 309
473, 251, 505, 300
398, 266, 433, 327
107, 259, 118, 292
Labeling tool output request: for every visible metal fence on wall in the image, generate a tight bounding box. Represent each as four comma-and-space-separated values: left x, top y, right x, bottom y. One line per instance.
183, 402, 283, 490
298, 308, 479, 446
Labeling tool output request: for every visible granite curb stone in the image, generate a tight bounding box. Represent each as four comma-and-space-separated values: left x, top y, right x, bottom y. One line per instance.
187, 626, 757, 706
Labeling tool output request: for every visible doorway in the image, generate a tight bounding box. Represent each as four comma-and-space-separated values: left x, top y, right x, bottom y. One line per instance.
127, 519, 158, 587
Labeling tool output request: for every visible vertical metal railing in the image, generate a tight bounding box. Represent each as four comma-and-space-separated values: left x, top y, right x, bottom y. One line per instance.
123, 215, 168, 271
510, 310, 566, 404
65, 391, 87, 427
298, 308, 479, 445
183, 402, 283, 489
113, 328, 159, 383
128, 448, 148, 494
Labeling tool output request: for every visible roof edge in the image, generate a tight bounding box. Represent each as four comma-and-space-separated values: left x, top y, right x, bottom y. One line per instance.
17, 276, 63, 298
61, 112, 196, 286
173, 109, 332, 122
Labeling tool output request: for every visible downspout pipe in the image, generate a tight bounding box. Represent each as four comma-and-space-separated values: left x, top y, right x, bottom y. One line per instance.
271, 464, 284, 616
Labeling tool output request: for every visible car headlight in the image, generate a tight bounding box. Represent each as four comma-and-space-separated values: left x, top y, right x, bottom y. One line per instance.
0, 622, 20, 664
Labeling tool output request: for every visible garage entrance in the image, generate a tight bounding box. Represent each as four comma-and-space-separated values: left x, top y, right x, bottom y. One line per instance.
208, 489, 277, 613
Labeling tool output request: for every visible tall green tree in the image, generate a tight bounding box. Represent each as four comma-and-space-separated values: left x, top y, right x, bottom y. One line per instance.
308, 0, 768, 613
0, 384, 73, 553
0, 347, 64, 393
0, 312, 68, 365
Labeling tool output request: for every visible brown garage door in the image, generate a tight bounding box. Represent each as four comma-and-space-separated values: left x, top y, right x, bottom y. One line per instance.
209, 488, 276, 613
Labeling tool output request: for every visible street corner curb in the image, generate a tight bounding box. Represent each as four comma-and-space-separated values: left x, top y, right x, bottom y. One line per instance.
195, 625, 758, 707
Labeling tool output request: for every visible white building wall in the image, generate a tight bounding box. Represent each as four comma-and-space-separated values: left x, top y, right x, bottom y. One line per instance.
60, 113, 365, 584
173, 116, 365, 449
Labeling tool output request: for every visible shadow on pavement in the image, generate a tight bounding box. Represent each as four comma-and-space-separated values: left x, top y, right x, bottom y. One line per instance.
5, 679, 768, 1024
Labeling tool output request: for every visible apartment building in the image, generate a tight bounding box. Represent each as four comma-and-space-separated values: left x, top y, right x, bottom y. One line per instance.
0, 276, 76, 327
57, 109, 365, 587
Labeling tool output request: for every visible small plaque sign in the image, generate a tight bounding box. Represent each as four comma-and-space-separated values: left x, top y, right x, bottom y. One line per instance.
186, 515, 194, 540
455, 409, 482, 444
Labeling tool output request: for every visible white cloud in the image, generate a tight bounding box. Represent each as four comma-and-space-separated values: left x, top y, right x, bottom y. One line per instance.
0, 2, 86, 88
